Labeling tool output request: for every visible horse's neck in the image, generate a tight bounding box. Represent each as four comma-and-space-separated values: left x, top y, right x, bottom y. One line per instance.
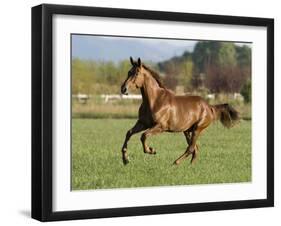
140, 88, 147, 103
142, 74, 162, 110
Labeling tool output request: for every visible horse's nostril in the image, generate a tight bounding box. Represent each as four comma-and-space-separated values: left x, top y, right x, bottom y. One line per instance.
121, 85, 127, 94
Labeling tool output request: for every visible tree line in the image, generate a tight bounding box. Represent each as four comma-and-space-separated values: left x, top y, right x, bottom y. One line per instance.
72, 41, 251, 102
158, 41, 251, 95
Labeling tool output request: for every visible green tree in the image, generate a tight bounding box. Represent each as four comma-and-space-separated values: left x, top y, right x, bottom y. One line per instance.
241, 79, 251, 103
177, 59, 193, 91
236, 45, 251, 67
192, 41, 220, 73
72, 58, 95, 94
217, 43, 237, 67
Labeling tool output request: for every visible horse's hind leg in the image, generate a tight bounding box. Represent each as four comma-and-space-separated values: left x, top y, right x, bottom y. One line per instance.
174, 127, 205, 165
173, 130, 198, 165
121, 120, 147, 165
184, 131, 200, 164
188, 125, 208, 164
173, 146, 192, 165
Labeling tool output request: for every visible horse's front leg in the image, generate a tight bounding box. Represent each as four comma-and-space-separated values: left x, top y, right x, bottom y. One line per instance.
140, 124, 163, 154
121, 120, 146, 165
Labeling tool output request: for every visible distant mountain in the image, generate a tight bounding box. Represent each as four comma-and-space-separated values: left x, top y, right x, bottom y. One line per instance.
71, 35, 196, 63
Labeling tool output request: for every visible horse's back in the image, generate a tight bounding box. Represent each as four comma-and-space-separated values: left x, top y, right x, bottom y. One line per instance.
173, 95, 208, 107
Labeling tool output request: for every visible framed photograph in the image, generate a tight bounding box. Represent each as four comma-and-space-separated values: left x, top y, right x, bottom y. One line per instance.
32, 4, 274, 221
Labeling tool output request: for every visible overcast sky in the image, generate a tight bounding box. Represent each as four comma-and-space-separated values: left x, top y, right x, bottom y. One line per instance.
72, 35, 251, 63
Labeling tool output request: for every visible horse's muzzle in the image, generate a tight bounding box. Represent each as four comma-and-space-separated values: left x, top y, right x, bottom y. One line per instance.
121, 84, 128, 95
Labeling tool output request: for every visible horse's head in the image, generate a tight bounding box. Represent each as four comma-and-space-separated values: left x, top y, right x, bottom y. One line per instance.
121, 57, 145, 95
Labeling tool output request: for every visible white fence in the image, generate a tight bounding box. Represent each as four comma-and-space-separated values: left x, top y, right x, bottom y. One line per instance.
73, 93, 244, 104
206, 93, 244, 101
101, 94, 142, 103
72, 93, 90, 104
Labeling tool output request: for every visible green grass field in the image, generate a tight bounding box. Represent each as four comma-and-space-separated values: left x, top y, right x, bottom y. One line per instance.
72, 119, 251, 190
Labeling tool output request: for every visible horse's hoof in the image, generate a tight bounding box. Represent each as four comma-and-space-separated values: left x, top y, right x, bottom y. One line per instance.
149, 147, 156, 154
190, 153, 198, 164
190, 159, 197, 165
122, 158, 129, 165
173, 160, 180, 165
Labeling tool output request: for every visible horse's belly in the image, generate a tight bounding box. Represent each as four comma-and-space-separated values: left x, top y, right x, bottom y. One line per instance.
168, 111, 197, 132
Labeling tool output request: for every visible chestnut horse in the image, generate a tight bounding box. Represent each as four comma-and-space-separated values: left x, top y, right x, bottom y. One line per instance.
120, 57, 239, 165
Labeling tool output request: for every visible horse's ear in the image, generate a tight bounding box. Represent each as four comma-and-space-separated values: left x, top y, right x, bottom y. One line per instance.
130, 56, 134, 65
137, 58, 141, 67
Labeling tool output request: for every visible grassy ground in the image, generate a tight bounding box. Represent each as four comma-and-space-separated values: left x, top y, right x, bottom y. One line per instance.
72, 119, 251, 190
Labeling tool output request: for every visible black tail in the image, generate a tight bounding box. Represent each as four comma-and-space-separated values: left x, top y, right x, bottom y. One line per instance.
213, 103, 240, 128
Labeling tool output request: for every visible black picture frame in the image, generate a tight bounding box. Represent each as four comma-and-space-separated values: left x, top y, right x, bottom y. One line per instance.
32, 3, 274, 222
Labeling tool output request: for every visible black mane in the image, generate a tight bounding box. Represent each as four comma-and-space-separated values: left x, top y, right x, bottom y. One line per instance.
142, 64, 166, 88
